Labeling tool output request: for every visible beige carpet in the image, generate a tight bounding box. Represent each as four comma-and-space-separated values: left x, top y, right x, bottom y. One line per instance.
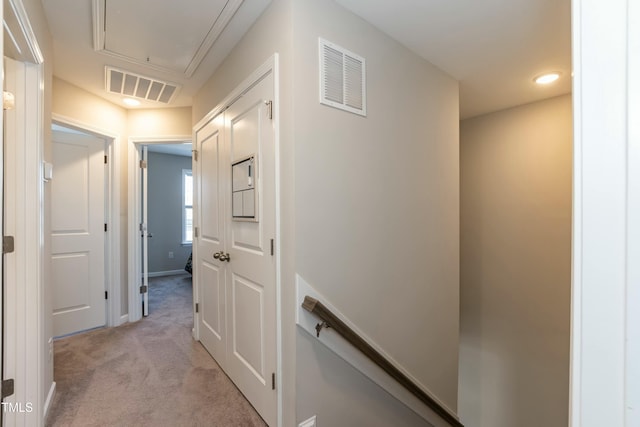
46, 274, 267, 427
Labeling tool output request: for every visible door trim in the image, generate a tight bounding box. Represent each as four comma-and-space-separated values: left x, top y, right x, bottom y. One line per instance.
126, 136, 192, 323
193, 53, 282, 426
3, 59, 45, 424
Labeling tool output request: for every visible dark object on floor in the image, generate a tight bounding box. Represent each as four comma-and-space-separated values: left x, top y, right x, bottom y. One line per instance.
185, 252, 192, 274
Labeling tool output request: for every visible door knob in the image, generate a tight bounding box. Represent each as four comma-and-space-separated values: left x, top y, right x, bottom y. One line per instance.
218, 252, 231, 262
213, 252, 221, 259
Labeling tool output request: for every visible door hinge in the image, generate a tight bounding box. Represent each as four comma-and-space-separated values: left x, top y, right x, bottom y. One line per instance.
139, 160, 147, 169
105, 291, 108, 300
104, 155, 108, 164
140, 285, 148, 294
194, 227, 199, 238
139, 223, 144, 232
104, 223, 108, 232
3, 236, 15, 254
192, 150, 198, 161
265, 100, 273, 120
270, 239, 274, 256
195, 303, 199, 313
271, 373, 276, 390
2, 379, 15, 399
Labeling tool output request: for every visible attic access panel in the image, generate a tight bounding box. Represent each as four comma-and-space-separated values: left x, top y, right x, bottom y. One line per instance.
96, 0, 243, 77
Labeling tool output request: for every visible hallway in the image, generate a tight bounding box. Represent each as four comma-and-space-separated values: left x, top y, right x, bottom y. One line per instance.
46, 274, 266, 426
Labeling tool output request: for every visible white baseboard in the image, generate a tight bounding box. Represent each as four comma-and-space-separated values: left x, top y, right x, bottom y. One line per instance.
43, 381, 56, 423
148, 269, 187, 278
119, 314, 129, 325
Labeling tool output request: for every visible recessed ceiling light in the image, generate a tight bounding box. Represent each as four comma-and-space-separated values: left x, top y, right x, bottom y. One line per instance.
123, 97, 141, 107
534, 72, 561, 85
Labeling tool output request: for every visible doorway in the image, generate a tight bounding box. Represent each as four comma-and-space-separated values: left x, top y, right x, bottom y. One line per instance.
127, 138, 193, 322
142, 142, 193, 316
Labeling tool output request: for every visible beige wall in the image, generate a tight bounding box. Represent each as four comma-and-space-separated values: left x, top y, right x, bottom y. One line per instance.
458, 94, 572, 427
292, 0, 460, 423
128, 107, 192, 137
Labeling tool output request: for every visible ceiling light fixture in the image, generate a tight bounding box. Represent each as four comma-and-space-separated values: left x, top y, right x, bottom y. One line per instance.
534, 72, 561, 85
123, 97, 141, 107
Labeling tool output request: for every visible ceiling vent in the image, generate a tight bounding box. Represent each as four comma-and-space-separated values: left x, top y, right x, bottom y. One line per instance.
105, 66, 180, 104
319, 38, 366, 117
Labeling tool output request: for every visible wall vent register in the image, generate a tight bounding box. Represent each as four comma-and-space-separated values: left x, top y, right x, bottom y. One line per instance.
319, 38, 366, 117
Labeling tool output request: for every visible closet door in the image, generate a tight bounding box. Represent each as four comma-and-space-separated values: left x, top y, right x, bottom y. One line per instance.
224, 72, 277, 427
195, 114, 228, 365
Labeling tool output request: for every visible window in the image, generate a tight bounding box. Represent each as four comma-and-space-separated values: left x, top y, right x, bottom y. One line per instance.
182, 169, 193, 244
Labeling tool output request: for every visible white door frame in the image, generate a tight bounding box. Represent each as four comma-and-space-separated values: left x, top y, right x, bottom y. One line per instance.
570, 0, 639, 425
51, 114, 122, 328
0, 0, 48, 425
2, 0, 46, 422
127, 136, 191, 323
4, 57, 46, 426
192, 54, 282, 426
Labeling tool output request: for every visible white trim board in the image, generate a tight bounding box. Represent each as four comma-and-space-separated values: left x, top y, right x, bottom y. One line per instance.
43, 382, 57, 421
570, 0, 640, 424
3, 58, 46, 425
148, 270, 189, 278
295, 275, 457, 427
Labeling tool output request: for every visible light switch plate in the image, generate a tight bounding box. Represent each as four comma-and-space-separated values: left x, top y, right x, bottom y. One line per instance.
298, 415, 316, 427
43, 161, 53, 181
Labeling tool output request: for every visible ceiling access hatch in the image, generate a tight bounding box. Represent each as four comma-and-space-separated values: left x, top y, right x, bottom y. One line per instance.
93, 0, 243, 77
105, 67, 180, 104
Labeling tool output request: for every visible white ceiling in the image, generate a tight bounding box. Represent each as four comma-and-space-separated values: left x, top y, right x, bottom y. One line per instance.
335, 0, 572, 118
41, 0, 571, 119
42, 0, 271, 108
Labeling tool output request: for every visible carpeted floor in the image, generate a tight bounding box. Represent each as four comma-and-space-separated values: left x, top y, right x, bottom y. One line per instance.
46, 274, 267, 427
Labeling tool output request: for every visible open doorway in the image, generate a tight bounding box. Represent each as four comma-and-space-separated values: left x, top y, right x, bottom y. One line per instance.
142, 143, 193, 316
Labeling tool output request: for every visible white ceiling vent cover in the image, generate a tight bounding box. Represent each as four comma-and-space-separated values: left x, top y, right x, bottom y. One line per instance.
319, 38, 366, 117
105, 66, 180, 104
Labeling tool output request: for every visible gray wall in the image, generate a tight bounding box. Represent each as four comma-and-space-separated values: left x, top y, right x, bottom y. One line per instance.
293, 0, 460, 421
147, 151, 193, 273
458, 94, 572, 427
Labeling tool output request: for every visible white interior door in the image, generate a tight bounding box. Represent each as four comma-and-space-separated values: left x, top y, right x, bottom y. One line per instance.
141, 146, 149, 316
195, 70, 277, 425
51, 130, 106, 337
196, 115, 228, 365
224, 73, 277, 426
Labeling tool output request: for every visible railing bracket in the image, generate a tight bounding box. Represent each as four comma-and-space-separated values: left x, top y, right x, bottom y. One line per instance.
315, 321, 330, 337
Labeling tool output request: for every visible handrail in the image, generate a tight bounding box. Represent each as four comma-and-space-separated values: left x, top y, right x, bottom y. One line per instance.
302, 296, 464, 427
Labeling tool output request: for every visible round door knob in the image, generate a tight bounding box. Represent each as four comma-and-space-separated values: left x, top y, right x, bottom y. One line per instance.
219, 253, 230, 262
213, 252, 221, 259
